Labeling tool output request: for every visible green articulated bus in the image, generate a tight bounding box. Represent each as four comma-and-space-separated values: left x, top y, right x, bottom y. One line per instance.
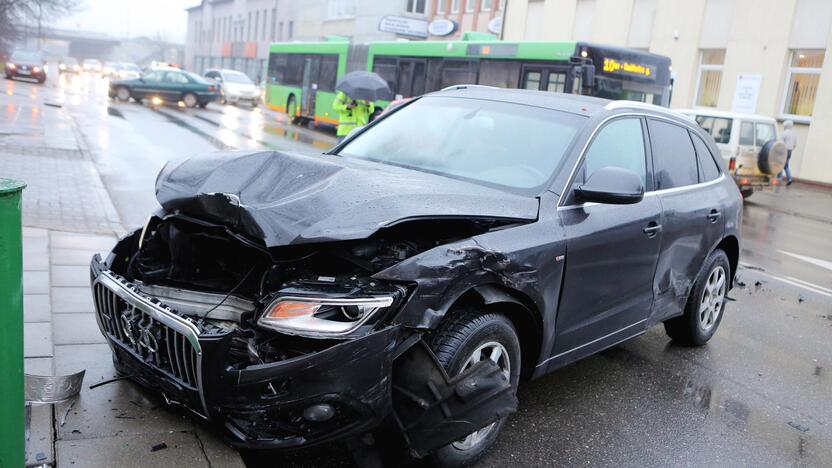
265, 38, 672, 127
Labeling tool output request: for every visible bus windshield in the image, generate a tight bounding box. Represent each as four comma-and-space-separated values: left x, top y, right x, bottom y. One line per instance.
337, 96, 584, 190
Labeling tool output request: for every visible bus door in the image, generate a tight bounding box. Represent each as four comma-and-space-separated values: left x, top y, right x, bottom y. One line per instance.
520, 65, 570, 93
397, 58, 427, 98
301, 56, 321, 117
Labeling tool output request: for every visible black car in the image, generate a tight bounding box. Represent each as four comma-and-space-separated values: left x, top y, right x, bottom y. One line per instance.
5, 50, 46, 83
90, 87, 742, 466
108, 67, 220, 108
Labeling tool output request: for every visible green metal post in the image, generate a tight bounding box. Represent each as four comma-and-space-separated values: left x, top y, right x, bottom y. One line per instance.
0, 178, 26, 468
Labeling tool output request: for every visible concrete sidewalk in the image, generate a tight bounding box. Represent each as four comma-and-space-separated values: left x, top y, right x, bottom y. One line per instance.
745, 181, 832, 224
3, 81, 245, 467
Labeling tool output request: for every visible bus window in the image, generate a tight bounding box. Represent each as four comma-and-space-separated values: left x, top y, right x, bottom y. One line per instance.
427, 59, 476, 91
547, 72, 566, 92
319, 54, 339, 92
478, 60, 521, 88
267, 53, 288, 84
398, 59, 426, 97
373, 57, 399, 95
522, 71, 542, 90
285, 54, 306, 86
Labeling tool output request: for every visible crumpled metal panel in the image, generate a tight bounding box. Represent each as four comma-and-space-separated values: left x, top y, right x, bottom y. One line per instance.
24, 371, 85, 404
154, 150, 539, 247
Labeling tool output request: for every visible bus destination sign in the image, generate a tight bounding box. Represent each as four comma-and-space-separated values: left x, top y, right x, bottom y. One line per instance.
602, 57, 656, 80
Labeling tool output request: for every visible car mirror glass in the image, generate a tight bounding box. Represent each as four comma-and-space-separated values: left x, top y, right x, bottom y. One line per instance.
574, 166, 644, 205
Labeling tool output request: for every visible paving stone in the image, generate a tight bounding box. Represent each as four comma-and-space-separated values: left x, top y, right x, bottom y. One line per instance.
24, 294, 51, 322
50, 232, 116, 251
53, 313, 106, 345
195, 425, 247, 468
23, 235, 49, 255
52, 287, 95, 313
24, 322, 52, 358
24, 252, 49, 271
52, 248, 99, 266
54, 344, 194, 441
51, 265, 91, 287
56, 431, 209, 467
23, 227, 49, 238
24, 270, 50, 294
24, 358, 55, 466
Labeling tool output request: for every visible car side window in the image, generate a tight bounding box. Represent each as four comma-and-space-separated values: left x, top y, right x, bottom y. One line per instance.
739, 121, 754, 145
690, 131, 721, 182
755, 123, 776, 146
164, 72, 189, 84
581, 118, 647, 185
694, 115, 732, 144
648, 119, 699, 190
142, 71, 160, 82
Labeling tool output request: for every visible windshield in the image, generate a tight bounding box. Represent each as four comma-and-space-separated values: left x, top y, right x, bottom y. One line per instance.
337, 96, 584, 190
11, 51, 41, 63
224, 71, 253, 84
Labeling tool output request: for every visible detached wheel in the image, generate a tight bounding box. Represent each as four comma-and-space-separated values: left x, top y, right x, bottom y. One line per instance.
182, 92, 198, 108
116, 86, 131, 102
427, 308, 521, 467
664, 249, 730, 346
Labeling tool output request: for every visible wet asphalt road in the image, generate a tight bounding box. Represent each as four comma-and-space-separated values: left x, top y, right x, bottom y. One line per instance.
7, 75, 831, 467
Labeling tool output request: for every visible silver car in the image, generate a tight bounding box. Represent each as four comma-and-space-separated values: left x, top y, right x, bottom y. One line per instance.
204, 68, 260, 107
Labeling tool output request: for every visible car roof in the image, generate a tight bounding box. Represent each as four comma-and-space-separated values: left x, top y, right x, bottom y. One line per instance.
433, 85, 609, 117
675, 108, 778, 123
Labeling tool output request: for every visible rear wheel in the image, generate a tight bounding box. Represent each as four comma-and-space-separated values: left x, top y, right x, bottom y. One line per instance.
427, 308, 521, 467
116, 86, 131, 102
664, 249, 730, 346
182, 92, 198, 108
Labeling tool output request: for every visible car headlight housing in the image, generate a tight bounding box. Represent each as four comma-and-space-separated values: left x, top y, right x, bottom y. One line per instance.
257, 295, 394, 338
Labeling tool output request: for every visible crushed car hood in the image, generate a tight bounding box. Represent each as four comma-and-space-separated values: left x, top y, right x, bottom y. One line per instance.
155, 150, 539, 247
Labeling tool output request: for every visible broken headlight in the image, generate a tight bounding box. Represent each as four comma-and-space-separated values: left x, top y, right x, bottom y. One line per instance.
257, 296, 394, 338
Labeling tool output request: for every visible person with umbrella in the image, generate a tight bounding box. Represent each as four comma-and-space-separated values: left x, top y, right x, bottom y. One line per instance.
333, 71, 392, 143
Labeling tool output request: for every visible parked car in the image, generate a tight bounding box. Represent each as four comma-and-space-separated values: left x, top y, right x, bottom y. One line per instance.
82, 58, 102, 73
117, 62, 141, 80
89, 88, 741, 467
204, 68, 260, 106
58, 56, 80, 74
103, 61, 122, 79
678, 109, 787, 198
5, 50, 46, 83
108, 67, 221, 108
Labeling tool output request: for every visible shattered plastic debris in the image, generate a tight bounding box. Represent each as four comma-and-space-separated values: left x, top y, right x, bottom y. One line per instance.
788, 421, 810, 433
151, 443, 168, 452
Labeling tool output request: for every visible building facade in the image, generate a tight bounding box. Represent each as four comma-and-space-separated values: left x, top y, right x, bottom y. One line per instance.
503, 0, 832, 185
185, 0, 300, 81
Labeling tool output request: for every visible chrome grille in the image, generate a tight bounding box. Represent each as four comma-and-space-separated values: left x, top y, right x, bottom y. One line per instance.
92, 272, 201, 390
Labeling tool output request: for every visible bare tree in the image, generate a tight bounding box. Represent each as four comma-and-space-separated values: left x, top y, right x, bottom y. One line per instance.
0, 0, 82, 55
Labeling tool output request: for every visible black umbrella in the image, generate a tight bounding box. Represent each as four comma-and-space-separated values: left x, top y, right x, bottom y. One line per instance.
335, 71, 393, 101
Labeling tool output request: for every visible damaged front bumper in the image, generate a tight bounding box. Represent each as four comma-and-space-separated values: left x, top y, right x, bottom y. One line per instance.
90, 253, 518, 454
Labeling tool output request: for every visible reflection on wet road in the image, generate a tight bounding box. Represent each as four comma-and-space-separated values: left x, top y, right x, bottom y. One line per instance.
5, 74, 831, 467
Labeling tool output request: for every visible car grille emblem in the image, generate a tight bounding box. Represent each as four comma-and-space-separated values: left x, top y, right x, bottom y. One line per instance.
120, 308, 158, 354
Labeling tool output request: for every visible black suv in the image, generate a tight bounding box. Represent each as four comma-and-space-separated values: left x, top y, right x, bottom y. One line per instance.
90, 87, 742, 466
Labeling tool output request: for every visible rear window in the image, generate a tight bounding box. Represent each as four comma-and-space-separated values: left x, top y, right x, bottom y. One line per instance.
694, 115, 732, 144
648, 119, 699, 189
739, 121, 754, 145
690, 132, 721, 181
755, 123, 776, 146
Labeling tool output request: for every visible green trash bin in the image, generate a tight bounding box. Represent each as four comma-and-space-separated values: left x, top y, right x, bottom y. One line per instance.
0, 178, 26, 468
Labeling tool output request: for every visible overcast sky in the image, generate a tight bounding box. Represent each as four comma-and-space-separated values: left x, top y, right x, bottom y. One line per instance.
53, 0, 198, 43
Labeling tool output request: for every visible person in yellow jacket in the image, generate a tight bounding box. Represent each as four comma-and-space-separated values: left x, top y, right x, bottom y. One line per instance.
333, 90, 375, 142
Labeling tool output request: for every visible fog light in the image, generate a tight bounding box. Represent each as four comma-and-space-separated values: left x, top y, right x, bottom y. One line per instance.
302, 403, 335, 422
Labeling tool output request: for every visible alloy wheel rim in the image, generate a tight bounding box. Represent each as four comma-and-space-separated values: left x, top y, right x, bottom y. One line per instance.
184, 94, 196, 107
117, 88, 129, 100
451, 341, 510, 451
699, 265, 726, 331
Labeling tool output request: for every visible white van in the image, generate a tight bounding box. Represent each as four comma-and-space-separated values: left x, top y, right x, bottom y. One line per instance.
677, 109, 787, 198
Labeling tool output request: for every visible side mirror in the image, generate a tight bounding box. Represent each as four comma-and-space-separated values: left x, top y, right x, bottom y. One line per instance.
574, 166, 644, 205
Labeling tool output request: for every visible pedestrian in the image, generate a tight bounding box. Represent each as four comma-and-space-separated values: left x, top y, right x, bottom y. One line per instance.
780, 120, 796, 186
333, 90, 374, 143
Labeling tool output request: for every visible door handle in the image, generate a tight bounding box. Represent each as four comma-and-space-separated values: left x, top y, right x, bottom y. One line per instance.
643, 222, 662, 238
707, 209, 721, 223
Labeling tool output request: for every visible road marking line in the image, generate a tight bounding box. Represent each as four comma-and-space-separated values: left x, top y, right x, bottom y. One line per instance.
777, 250, 832, 272
740, 266, 832, 298
784, 275, 832, 295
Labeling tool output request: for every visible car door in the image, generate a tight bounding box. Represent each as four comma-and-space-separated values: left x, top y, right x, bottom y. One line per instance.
132, 70, 163, 100
162, 71, 191, 102
553, 117, 663, 365
647, 118, 723, 320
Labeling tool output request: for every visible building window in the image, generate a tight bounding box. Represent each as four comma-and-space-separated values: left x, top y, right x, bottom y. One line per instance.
288, 21, 294, 39
270, 8, 276, 40
278, 22, 284, 40
262, 10, 268, 40
254, 11, 259, 40
405, 0, 427, 14
451, 0, 460, 13
465, 0, 476, 12
482, 0, 492, 11
327, 0, 356, 19
437, 0, 446, 14
694, 49, 725, 107
499, 0, 505, 9
247, 12, 252, 40
782, 49, 824, 119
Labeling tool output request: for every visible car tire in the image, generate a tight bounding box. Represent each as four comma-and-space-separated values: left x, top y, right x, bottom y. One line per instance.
740, 188, 754, 199
426, 308, 521, 468
198, 102, 208, 109
183, 93, 198, 108
664, 249, 731, 346
115, 86, 131, 102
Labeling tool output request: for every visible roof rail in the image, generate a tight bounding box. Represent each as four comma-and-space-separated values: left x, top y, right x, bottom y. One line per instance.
440, 84, 499, 92
604, 100, 672, 113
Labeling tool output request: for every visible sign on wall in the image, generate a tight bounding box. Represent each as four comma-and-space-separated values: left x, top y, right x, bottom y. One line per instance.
378, 16, 428, 38
428, 18, 457, 36
487, 16, 503, 35
732, 74, 762, 114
